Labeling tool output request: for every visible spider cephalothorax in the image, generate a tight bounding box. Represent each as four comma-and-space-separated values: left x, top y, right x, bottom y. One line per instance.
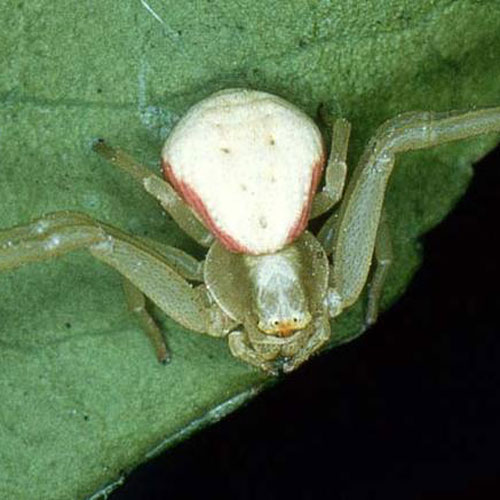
1, 88, 499, 373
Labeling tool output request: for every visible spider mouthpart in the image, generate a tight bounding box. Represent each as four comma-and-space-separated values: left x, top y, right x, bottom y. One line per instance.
261, 313, 312, 337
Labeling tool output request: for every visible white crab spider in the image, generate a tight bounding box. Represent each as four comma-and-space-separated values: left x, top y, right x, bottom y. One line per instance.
1, 89, 499, 374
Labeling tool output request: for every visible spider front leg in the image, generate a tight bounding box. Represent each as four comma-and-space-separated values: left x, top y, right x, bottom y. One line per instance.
325, 106, 500, 319
321, 207, 393, 325
0, 211, 227, 362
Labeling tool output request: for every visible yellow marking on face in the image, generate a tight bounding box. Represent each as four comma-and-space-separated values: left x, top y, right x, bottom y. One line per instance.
260, 313, 312, 337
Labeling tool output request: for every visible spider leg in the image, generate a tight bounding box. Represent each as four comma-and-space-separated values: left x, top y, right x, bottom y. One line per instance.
228, 321, 280, 374
122, 277, 170, 363
0, 211, 223, 361
93, 140, 214, 247
282, 314, 330, 373
316, 206, 339, 256
365, 209, 393, 326
133, 234, 204, 282
310, 118, 350, 219
324, 106, 500, 317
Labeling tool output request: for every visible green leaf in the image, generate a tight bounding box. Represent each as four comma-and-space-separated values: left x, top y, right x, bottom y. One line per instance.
0, 1, 498, 498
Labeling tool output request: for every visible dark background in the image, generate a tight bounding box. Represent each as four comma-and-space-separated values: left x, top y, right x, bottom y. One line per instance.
111, 144, 500, 500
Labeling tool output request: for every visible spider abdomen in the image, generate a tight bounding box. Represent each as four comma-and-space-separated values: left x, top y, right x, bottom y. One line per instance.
162, 89, 325, 255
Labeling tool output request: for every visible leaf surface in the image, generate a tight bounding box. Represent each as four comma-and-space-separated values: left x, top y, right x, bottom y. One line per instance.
0, 1, 499, 498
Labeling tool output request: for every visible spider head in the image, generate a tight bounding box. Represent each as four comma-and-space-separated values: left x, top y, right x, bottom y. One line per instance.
246, 248, 312, 337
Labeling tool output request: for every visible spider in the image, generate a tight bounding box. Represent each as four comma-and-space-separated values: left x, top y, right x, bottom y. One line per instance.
0, 89, 499, 374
